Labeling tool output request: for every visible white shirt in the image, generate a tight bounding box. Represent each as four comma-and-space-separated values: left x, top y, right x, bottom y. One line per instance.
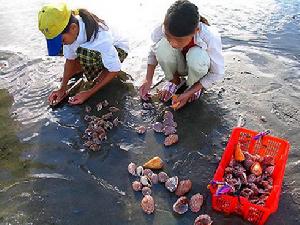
148, 22, 224, 89
63, 16, 129, 72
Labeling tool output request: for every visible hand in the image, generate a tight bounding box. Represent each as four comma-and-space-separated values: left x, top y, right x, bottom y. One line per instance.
48, 88, 67, 106
139, 80, 152, 100
171, 93, 190, 110
68, 90, 91, 105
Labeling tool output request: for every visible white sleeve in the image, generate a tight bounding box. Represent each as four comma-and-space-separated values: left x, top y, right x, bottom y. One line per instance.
63, 45, 77, 60
98, 41, 121, 72
147, 24, 164, 65
200, 34, 224, 89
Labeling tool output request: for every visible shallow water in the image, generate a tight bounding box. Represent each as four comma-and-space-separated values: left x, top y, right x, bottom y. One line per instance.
0, 0, 299, 224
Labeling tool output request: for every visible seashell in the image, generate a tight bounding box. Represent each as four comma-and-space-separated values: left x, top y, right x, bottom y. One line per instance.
143, 156, 164, 170
251, 162, 263, 176
265, 166, 274, 176
85, 105, 92, 113
158, 172, 169, 183
108, 106, 120, 112
224, 166, 234, 174
83, 140, 93, 148
96, 102, 103, 111
98, 132, 107, 141
163, 125, 177, 136
165, 176, 179, 192
248, 183, 259, 195
194, 214, 213, 225
143, 169, 153, 177
102, 100, 109, 107
163, 111, 174, 121
262, 155, 275, 166
136, 126, 146, 135
240, 188, 254, 198
140, 176, 152, 187
150, 173, 159, 184
142, 186, 152, 196
84, 115, 92, 121
104, 121, 113, 130
173, 196, 189, 214
189, 193, 203, 213
247, 174, 257, 184
267, 177, 273, 185
234, 143, 245, 162
253, 154, 263, 163
132, 181, 142, 191
152, 122, 163, 133
142, 102, 153, 110
113, 117, 119, 126
175, 180, 192, 196
128, 162, 137, 176
136, 166, 144, 176
92, 138, 101, 145
243, 151, 252, 160
244, 159, 254, 170
164, 134, 179, 146
89, 144, 100, 151
141, 195, 155, 214
102, 112, 113, 120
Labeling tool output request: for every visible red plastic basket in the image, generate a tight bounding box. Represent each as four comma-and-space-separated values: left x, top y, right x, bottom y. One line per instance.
209, 127, 290, 225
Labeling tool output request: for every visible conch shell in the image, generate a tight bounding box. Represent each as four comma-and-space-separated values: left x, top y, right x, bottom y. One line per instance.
234, 143, 245, 162
251, 162, 263, 176
143, 156, 164, 170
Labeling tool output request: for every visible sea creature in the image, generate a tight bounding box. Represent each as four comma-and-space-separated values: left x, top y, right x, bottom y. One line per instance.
194, 214, 213, 225
173, 196, 189, 214
140, 176, 152, 187
262, 155, 275, 166
142, 187, 152, 196
102, 100, 109, 107
175, 180, 192, 196
189, 193, 203, 213
143, 156, 164, 170
164, 134, 179, 146
234, 143, 245, 162
150, 173, 159, 184
113, 117, 119, 126
163, 125, 177, 136
109, 106, 120, 112
141, 195, 155, 214
102, 112, 113, 120
136, 166, 144, 176
96, 102, 103, 111
265, 166, 274, 176
152, 122, 163, 133
136, 126, 146, 135
158, 172, 169, 183
251, 162, 263, 176
128, 162, 137, 176
132, 181, 143, 191
165, 176, 179, 192
143, 169, 153, 178
85, 105, 92, 113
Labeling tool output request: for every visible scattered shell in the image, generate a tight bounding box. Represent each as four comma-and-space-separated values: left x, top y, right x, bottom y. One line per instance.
102, 112, 113, 120
158, 172, 169, 183
84, 115, 92, 121
102, 100, 109, 107
85, 106, 92, 113
164, 134, 179, 146
113, 117, 119, 126
89, 144, 100, 151
152, 122, 163, 133
265, 166, 274, 176
173, 196, 189, 214
109, 106, 120, 112
136, 126, 146, 134
165, 176, 179, 192
141, 195, 155, 214
96, 102, 103, 111
194, 214, 213, 225
163, 126, 177, 136
132, 181, 143, 191
143, 156, 164, 170
142, 187, 152, 196
140, 176, 152, 187
260, 116, 267, 122
142, 102, 153, 110
128, 162, 137, 176
150, 173, 159, 184
143, 169, 153, 177
189, 193, 203, 213
175, 180, 192, 196
136, 166, 144, 176
251, 162, 263, 176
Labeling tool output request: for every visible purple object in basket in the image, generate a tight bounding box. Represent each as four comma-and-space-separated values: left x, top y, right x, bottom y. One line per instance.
253, 130, 271, 140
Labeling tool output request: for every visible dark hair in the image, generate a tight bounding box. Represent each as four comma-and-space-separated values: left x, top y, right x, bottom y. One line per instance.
62, 9, 107, 42
164, 0, 209, 37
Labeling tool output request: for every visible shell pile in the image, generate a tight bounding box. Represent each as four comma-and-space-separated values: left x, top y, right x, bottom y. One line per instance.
223, 146, 276, 205
82, 100, 120, 151
127, 160, 206, 217
152, 111, 179, 146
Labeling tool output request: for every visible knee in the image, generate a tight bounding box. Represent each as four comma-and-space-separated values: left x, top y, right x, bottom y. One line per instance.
186, 47, 210, 73
156, 38, 177, 64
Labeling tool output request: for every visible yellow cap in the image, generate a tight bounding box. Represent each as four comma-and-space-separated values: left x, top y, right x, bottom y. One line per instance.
38, 2, 71, 39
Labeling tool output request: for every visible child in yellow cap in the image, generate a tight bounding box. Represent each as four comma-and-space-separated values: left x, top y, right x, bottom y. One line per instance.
38, 2, 129, 105
139, 0, 224, 110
